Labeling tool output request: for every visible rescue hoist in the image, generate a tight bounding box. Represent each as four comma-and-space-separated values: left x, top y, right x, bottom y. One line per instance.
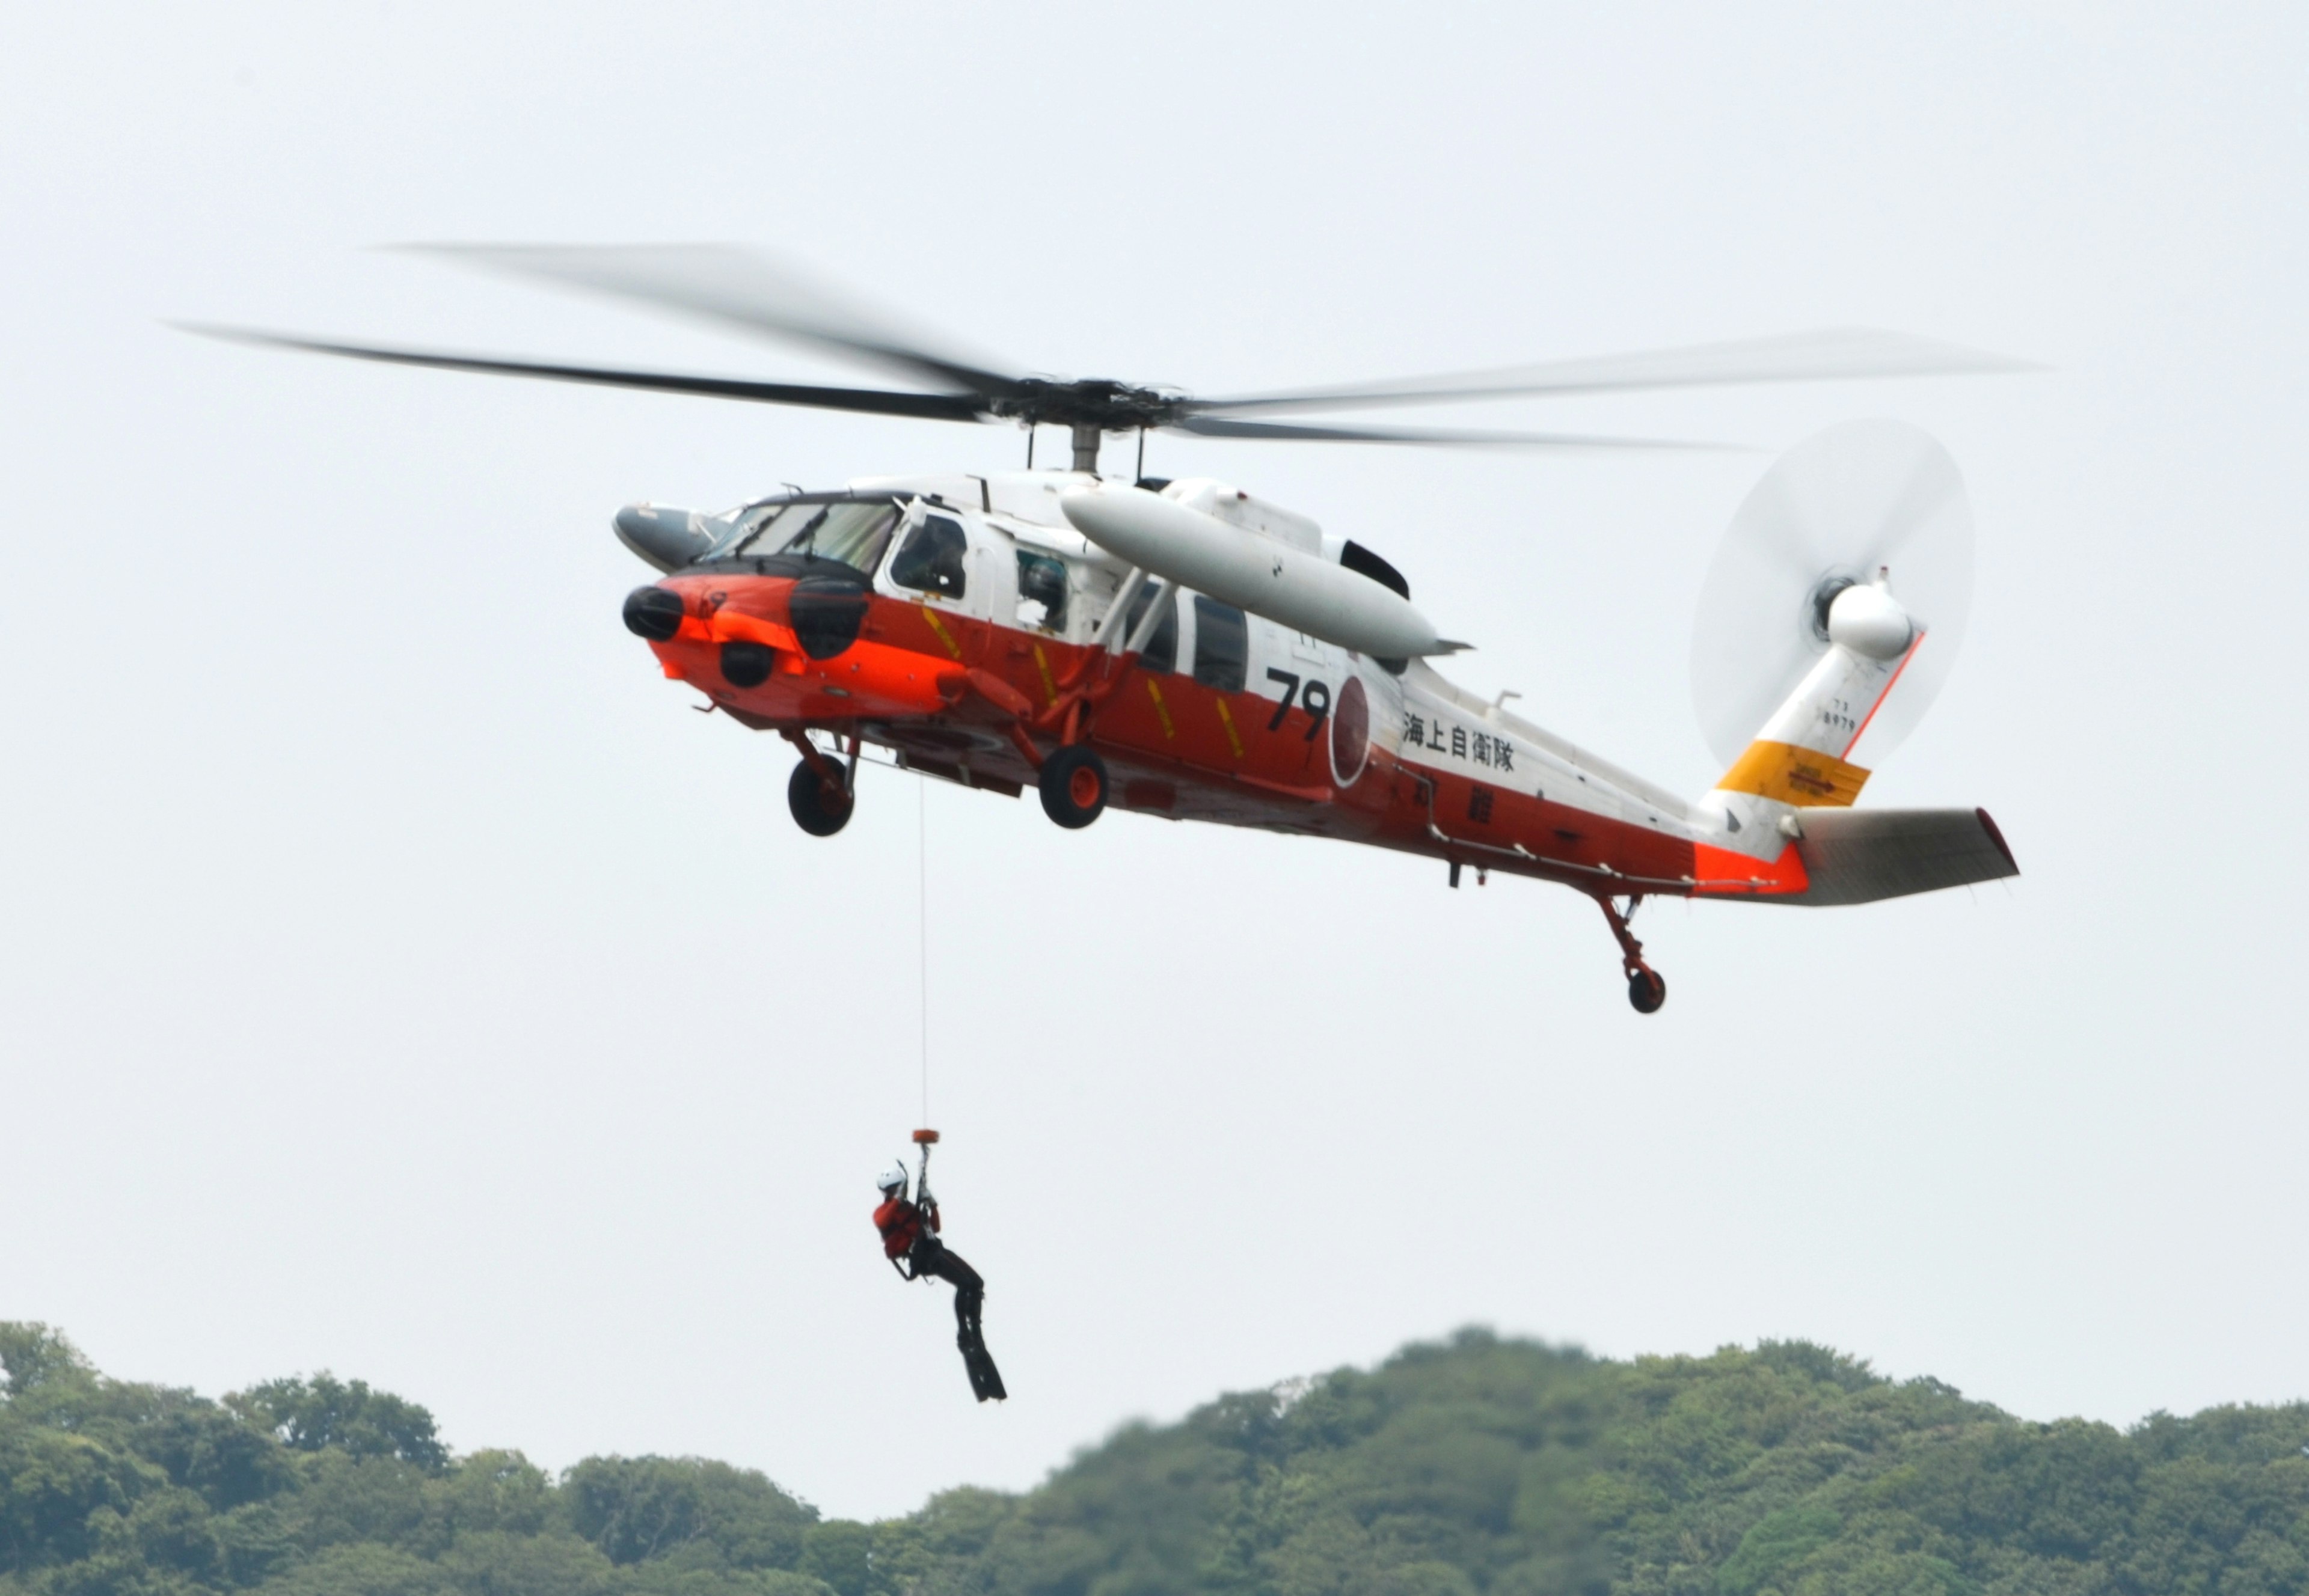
888, 1127, 941, 1282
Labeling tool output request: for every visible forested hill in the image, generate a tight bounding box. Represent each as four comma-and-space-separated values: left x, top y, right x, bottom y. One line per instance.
5, 1324, 2308, 1596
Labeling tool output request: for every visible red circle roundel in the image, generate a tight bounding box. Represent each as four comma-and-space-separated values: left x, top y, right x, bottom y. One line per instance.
1330, 674, 1371, 786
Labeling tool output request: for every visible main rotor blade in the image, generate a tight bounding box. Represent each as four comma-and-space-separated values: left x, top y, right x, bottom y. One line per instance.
396, 243, 1025, 401
1168, 415, 1738, 450
1189, 328, 2038, 417
180, 326, 989, 422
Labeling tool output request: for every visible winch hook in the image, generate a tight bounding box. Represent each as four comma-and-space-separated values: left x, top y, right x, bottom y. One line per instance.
912, 1127, 940, 1205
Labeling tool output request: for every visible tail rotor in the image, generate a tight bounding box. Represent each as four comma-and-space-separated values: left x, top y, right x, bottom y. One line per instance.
1690, 420, 1976, 769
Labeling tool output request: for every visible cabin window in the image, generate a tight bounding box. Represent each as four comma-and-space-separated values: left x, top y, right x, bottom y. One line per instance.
889, 513, 969, 598
1016, 551, 1070, 633
1123, 584, 1178, 674
1192, 597, 1249, 694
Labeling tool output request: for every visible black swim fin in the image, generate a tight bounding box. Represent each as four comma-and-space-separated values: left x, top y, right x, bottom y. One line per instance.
958, 1338, 1007, 1402
960, 1330, 1007, 1404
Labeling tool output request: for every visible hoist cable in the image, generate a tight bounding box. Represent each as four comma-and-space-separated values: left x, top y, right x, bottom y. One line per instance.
917, 779, 928, 1123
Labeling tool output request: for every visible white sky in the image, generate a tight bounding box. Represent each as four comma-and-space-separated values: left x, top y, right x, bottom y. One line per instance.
3, 2, 2304, 1523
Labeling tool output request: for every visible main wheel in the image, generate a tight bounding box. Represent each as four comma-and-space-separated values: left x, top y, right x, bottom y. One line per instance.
1627, 968, 1667, 1015
787, 759, 854, 837
1037, 745, 1108, 829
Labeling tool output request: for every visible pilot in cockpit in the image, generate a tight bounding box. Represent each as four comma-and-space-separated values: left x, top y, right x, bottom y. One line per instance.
1016, 551, 1070, 634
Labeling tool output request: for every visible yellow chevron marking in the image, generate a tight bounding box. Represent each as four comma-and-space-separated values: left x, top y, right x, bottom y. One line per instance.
1717, 739, 1871, 808
1145, 678, 1176, 739
1032, 643, 1056, 704
920, 605, 962, 659
1213, 697, 1245, 759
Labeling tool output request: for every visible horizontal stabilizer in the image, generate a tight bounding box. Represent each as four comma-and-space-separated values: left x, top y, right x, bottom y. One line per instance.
1780, 807, 2017, 906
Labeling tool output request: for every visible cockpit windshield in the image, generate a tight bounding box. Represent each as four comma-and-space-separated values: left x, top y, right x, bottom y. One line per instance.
713, 499, 900, 574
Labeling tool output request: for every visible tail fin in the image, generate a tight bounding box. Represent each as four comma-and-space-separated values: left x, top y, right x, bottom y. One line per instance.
1698, 572, 1919, 848
1694, 574, 2020, 903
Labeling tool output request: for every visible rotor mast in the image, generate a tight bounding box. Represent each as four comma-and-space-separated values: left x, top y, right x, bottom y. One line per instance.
1070, 422, 1102, 475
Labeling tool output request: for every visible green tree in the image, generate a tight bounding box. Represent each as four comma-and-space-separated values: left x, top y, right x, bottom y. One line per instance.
560, 1458, 813, 1572
230, 1379, 448, 1471
434, 1529, 615, 1596
250, 1541, 447, 1596
0, 1426, 162, 1573
0, 1328, 93, 1404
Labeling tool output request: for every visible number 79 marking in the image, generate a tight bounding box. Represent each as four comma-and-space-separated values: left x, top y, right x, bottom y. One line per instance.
1265, 668, 1331, 741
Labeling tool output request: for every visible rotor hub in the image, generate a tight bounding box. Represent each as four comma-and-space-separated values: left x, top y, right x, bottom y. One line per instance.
986, 378, 1180, 433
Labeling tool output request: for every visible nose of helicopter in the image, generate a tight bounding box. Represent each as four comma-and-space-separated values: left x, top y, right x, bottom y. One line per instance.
622, 584, 687, 641
613, 502, 717, 572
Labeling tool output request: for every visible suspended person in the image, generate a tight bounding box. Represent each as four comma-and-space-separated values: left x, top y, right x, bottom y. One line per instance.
874, 1161, 1006, 1402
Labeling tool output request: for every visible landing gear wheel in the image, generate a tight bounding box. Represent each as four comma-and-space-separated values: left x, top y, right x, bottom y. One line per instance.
1037, 745, 1108, 829
1627, 968, 1667, 1015
1595, 895, 1666, 1015
787, 759, 854, 837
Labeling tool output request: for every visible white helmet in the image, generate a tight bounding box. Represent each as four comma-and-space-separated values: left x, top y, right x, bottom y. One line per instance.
876, 1163, 909, 1195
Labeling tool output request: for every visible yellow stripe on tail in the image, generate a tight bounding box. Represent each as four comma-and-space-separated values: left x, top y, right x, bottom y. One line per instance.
1716, 739, 1871, 809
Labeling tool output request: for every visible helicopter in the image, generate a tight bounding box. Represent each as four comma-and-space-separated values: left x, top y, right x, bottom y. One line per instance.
193, 245, 2023, 1013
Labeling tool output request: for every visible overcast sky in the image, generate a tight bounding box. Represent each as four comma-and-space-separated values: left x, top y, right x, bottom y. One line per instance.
4, 2, 2304, 1523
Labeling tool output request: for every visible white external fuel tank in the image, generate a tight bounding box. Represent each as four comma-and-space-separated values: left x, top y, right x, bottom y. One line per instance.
1059, 480, 1463, 659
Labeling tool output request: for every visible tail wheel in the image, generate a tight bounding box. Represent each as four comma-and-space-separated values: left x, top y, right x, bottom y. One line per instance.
1627, 968, 1667, 1015
1038, 745, 1108, 830
787, 759, 854, 837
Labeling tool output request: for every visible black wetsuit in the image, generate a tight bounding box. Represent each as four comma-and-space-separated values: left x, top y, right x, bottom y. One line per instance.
908, 1231, 986, 1342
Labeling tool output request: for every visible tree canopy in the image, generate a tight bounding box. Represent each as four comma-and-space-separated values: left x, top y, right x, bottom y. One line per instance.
2, 1321, 2304, 1596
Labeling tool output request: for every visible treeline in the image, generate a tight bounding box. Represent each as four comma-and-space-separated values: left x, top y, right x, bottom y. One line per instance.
4, 1322, 2308, 1596
0, 1324, 830, 1596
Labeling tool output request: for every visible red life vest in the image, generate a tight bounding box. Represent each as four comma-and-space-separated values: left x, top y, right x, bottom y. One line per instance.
874, 1197, 925, 1259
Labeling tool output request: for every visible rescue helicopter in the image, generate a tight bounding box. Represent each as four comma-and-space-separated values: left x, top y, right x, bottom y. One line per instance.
192, 245, 2025, 1012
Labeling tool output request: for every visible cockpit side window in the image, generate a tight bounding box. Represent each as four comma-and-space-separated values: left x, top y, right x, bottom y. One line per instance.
1192, 597, 1249, 693
889, 513, 969, 598
1016, 551, 1070, 633
1123, 584, 1178, 674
